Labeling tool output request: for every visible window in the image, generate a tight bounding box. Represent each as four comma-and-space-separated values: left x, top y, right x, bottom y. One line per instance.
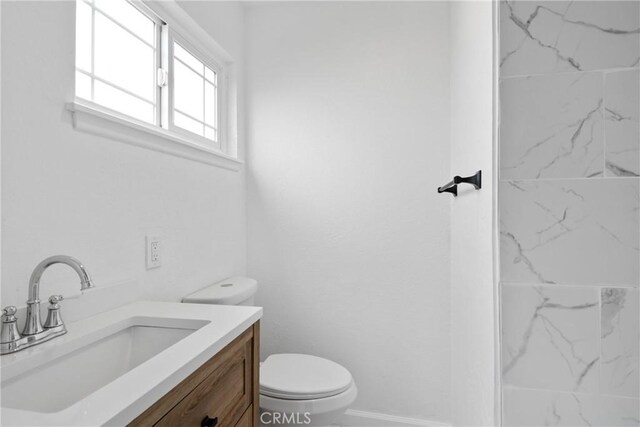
171, 41, 220, 148
75, 0, 225, 152
75, 0, 159, 124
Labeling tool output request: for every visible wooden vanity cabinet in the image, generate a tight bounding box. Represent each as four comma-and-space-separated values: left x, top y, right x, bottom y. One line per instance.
129, 322, 260, 427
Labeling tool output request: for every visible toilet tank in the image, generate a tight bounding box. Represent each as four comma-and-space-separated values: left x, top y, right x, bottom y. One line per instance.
182, 276, 257, 306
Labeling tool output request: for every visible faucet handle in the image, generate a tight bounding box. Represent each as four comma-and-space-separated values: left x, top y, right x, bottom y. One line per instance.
2, 306, 17, 320
48, 295, 64, 306
1, 306, 21, 344
44, 295, 65, 329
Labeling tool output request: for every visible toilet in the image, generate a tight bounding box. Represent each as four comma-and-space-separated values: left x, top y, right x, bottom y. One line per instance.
183, 277, 358, 427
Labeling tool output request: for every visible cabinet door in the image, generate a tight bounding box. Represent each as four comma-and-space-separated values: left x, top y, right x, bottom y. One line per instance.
155, 336, 253, 427
235, 405, 253, 427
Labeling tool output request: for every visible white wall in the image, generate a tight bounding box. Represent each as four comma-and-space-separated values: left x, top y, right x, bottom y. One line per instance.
0, 0, 3, 300
1, 1, 247, 320
245, 2, 452, 423
1, 2, 500, 424
449, 2, 497, 426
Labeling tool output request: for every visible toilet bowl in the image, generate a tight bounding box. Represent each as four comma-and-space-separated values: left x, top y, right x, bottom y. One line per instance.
183, 277, 358, 427
259, 353, 357, 427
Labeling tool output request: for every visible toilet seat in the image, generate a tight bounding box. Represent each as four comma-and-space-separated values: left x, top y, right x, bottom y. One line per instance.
260, 354, 353, 400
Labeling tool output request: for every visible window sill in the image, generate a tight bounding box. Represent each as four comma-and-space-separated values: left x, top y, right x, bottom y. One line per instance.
66, 100, 243, 171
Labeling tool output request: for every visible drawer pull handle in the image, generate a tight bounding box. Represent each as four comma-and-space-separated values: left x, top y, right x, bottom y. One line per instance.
201, 415, 218, 427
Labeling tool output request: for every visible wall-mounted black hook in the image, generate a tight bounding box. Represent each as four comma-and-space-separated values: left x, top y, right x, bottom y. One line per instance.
454, 170, 481, 190
437, 170, 481, 197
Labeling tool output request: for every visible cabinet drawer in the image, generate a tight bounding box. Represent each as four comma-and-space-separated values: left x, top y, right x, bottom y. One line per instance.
155, 336, 253, 427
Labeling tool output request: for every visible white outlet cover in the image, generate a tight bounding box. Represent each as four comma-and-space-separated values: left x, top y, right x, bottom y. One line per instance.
146, 235, 161, 269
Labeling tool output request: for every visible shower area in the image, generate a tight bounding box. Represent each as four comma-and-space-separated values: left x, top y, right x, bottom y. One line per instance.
498, 1, 640, 425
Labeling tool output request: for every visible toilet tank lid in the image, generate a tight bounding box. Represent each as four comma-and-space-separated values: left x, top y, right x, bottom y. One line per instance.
182, 276, 257, 305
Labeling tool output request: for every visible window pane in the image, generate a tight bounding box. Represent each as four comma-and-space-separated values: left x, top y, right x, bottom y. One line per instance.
174, 60, 204, 120
94, 12, 155, 101
94, 80, 154, 124
94, 0, 154, 46
75, 0, 92, 72
204, 81, 216, 128
76, 71, 92, 100
174, 111, 203, 136
174, 43, 203, 75
205, 67, 216, 84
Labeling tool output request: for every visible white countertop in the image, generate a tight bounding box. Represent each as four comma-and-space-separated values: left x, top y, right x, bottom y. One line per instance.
0, 301, 262, 426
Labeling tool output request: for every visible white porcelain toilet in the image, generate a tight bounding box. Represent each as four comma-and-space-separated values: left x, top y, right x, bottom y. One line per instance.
183, 277, 358, 427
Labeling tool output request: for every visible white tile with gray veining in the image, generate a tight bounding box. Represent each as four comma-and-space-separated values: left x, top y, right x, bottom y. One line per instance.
503, 387, 640, 427
500, 1, 640, 77
500, 179, 639, 286
500, 73, 603, 179
601, 288, 640, 398
605, 70, 640, 177
502, 285, 600, 392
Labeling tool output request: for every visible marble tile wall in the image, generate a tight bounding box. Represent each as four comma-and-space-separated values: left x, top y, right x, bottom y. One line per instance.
499, 1, 640, 426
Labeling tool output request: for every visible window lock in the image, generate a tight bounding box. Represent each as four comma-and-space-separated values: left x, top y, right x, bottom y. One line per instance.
157, 68, 168, 87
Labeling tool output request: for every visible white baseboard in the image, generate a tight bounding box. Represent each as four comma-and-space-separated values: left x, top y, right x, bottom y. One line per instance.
337, 409, 451, 427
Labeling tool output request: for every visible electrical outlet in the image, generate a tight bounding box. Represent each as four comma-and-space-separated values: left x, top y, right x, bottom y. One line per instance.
146, 235, 162, 269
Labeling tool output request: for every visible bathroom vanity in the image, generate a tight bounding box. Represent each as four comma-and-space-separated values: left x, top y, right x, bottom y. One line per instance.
0, 302, 262, 426
129, 322, 260, 427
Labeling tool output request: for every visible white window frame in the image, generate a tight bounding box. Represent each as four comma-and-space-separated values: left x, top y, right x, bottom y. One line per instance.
69, 0, 240, 170
76, 0, 163, 125
166, 30, 227, 153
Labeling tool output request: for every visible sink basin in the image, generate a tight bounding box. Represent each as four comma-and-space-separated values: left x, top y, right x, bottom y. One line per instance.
2, 317, 205, 413
0, 301, 262, 426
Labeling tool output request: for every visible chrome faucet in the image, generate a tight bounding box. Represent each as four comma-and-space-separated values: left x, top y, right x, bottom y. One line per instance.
1, 255, 95, 355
